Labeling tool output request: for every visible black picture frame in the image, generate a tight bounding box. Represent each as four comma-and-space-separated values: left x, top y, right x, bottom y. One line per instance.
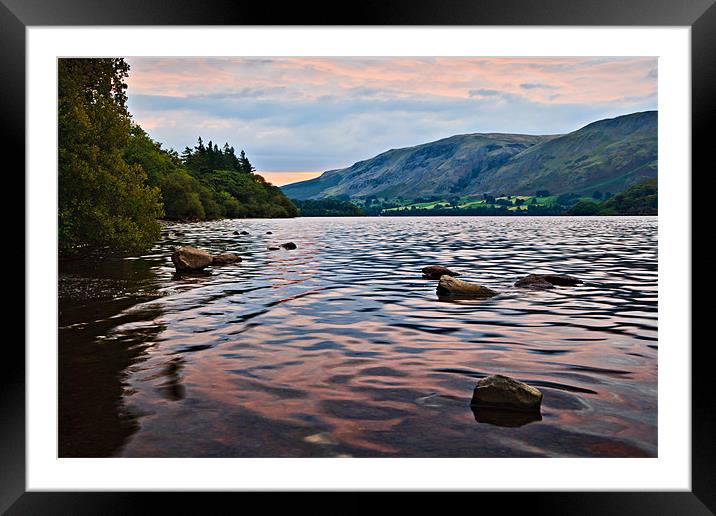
4, 0, 712, 512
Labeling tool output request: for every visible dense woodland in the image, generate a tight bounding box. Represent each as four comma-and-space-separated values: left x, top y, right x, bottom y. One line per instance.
59, 58, 297, 257
291, 198, 365, 216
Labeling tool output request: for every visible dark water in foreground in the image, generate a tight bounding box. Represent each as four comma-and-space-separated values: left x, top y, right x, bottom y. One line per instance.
59, 216, 657, 457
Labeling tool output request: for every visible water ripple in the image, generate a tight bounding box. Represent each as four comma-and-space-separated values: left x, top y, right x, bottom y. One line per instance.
60, 216, 657, 458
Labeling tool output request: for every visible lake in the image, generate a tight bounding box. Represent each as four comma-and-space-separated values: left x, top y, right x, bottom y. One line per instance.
58, 216, 657, 457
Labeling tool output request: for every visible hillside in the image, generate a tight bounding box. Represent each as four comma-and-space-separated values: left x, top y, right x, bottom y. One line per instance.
282, 133, 551, 200
282, 111, 657, 200
469, 110, 657, 196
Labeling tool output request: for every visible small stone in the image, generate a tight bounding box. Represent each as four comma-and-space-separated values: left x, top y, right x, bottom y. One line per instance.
436, 275, 497, 298
212, 253, 242, 265
280, 242, 297, 250
303, 432, 336, 445
267, 246, 280, 251
471, 374, 543, 412
514, 273, 581, 288
240, 230, 249, 235
422, 265, 460, 279
266, 231, 273, 234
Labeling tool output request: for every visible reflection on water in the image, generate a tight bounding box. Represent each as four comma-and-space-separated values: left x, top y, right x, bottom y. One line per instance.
59, 216, 657, 457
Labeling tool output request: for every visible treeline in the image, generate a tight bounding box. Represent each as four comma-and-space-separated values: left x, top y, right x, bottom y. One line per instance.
291, 198, 365, 216
372, 179, 656, 217
125, 129, 298, 221
59, 58, 297, 257
566, 180, 657, 216
386, 204, 568, 216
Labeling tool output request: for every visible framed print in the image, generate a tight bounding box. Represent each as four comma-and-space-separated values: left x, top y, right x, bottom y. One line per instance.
4, 0, 713, 512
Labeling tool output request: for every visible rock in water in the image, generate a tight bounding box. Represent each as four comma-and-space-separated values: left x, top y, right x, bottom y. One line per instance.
266, 231, 273, 234
541, 274, 581, 286
514, 273, 581, 288
422, 265, 460, 279
471, 406, 542, 428
303, 432, 337, 446
171, 246, 213, 271
267, 246, 280, 251
436, 275, 497, 298
471, 375, 542, 412
280, 242, 297, 250
240, 230, 249, 235
212, 253, 242, 265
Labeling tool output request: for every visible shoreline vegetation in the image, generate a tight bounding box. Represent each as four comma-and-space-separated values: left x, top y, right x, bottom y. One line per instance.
58, 58, 657, 258
289, 179, 657, 217
59, 58, 297, 258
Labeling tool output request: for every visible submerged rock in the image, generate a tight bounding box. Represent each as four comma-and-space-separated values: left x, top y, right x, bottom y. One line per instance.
303, 432, 337, 446
471, 374, 542, 413
422, 265, 460, 279
171, 246, 213, 272
471, 406, 543, 428
212, 253, 242, 265
514, 273, 581, 289
280, 242, 297, 250
436, 275, 497, 298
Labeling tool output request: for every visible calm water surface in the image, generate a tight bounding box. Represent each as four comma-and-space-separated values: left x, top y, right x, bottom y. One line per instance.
59, 216, 657, 457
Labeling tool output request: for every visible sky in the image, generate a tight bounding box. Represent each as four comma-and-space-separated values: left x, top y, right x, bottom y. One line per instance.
125, 57, 657, 186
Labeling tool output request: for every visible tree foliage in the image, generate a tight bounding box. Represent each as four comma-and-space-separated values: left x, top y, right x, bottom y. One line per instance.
58, 58, 163, 256
125, 130, 299, 220
291, 198, 366, 216
598, 179, 657, 215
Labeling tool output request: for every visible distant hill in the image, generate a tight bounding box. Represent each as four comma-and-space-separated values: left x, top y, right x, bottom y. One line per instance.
282, 111, 657, 200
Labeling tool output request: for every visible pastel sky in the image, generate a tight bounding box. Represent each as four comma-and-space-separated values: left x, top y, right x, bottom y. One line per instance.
125, 57, 657, 186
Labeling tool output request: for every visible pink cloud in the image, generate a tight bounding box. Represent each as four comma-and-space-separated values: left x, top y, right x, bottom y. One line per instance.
126, 56, 656, 106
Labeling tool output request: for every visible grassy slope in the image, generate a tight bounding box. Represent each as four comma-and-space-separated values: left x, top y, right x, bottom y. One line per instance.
469, 111, 657, 196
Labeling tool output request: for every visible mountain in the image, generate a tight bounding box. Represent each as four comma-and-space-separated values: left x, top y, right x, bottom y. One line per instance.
282, 111, 657, 200
467, 110, 657, 196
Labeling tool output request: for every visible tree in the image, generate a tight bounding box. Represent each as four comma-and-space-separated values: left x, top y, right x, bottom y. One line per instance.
58, 58, 162, 256
566, 200, 600, 215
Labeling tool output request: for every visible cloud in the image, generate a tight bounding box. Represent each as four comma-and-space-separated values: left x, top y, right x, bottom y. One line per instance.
469, 89, 501, 97
520, 83, 560, 90
125, 57, 658, 172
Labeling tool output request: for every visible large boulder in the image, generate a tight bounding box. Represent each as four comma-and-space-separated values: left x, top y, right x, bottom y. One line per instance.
436, 275, 497, 298
212, 253, 242, 265
471, 375, 542, 412
422, 265, 460, 279
514, 273, 581, 289
171, 246, 213, 271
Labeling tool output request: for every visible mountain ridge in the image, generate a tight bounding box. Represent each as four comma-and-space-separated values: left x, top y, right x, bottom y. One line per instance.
282, 111, 657, 200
